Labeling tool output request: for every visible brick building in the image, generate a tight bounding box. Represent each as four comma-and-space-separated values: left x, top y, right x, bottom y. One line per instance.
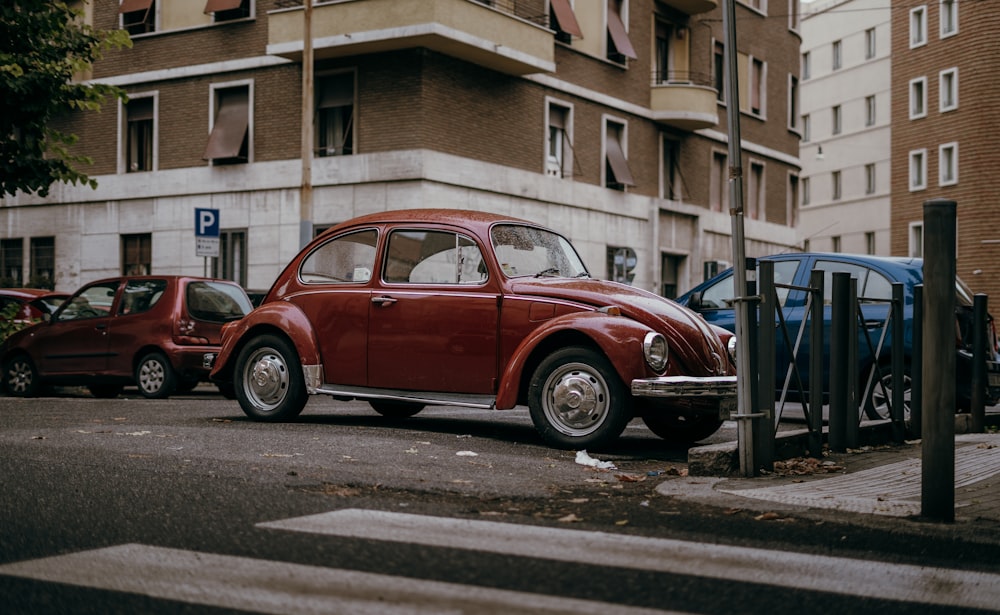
0, 0, 801, 297
891, 0, 1000, 298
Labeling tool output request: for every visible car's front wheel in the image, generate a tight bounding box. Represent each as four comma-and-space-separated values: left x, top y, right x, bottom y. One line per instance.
234, 334, 306, 421
136, 352, 176, 399
3, 354, 39, 397
528, 346, 630, 450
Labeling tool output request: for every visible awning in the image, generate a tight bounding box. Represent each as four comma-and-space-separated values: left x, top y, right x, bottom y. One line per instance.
605, 137, 635, 186
607, 2, 638, 59
204, 0, 244, 14
119, 0, 153, 14
550, 0, 583, 38
203, 90, 249, 160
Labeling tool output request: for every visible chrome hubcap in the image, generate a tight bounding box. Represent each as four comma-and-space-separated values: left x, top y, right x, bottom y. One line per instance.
544, 363, 609, 436
245, 348, 288, 409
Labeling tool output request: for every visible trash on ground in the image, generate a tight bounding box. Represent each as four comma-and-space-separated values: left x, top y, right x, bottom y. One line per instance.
575, 450, 617, 470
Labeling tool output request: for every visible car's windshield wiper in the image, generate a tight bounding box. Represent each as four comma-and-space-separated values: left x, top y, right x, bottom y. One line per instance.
575, 272, 591, 278
534, 267, 561, 278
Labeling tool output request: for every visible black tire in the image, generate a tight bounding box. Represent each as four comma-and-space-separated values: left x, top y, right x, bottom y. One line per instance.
369, 400, 425, 418
863, 364, 912, 422
217, 382, 236, 400
135, 352, 176, 399
234, 334, 307, 421
175, 377, 200, 393
527, 346, 630, 450
88, 383, 124, 399
3, 354, 39, 397
641, 414, 723, 445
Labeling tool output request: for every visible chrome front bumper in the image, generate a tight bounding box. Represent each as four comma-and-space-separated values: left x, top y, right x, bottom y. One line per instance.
631, 375, 738, 419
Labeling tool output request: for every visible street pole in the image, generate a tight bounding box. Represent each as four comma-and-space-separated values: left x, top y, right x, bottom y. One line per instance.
722, 0, 756, 477
299, 0, 314, 249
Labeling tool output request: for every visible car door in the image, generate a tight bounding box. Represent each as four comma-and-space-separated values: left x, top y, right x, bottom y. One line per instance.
367, 228, 498, 394
33, 280, 121, 376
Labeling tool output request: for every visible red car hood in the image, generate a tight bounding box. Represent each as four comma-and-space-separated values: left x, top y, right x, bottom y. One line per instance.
509, 278, 732, 376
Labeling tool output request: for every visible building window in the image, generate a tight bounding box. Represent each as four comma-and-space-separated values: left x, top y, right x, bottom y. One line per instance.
661, 137, 680, 200
909, 77, 926, 119
710, 151, 727, 212
801, 51, 810, 80
606, 0, 636, 64
865, 95, 876, 126
940, 68, 958, 111
865, 232, 876, 255
603, 119, 634, 191
865, 163, 876, 194
788, 75, 799, 131
787, 174, 799, 227
550, 0, 583, 43
203, 83, 251, 165
832, 40, 842, 70
801, 177, 810, 206
547, 101, 573, 179
940, 0, 957, 37
121, 234, 151, 276
120, 0, 155, 36
865, 28, 876, 59
831, 235, 841, 253
749, 57, 765, 116
30, 237, 54, 288
212, 229, 247, 287
832, 105, 842, 135
714, 42, 725, 102
205, 0, 252, 22
910, 6, 927, 48
788, 0, 800, 31
1, 238, 23, 287
316, 72, 354, 157
124, 95, 154, 173
748, 161, 764, 220
832, 170, 841, 201
654, 19, 672, 84
939, 142, 958, 186
909, 222, 923, 258
801, 114, 810, 142
909, 149, 927, 191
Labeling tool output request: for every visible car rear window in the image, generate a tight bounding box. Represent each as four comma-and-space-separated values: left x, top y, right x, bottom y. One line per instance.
185, 281, 252, 323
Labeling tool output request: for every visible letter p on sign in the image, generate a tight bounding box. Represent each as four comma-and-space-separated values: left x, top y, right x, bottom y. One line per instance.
195, 208, 220, 257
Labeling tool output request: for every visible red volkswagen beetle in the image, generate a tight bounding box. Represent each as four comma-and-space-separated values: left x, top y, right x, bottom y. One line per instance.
209, 209, 736, 449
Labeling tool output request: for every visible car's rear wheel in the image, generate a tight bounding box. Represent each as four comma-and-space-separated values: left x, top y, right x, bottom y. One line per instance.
3, 354, 39, 397
88, 383, 124, 399
234, 334, 306, 421
528, 346, 630, 450
641, 414, 723, 445
136, 352, 176, 399
863, 364, 912, 422
369, 400, 425, 418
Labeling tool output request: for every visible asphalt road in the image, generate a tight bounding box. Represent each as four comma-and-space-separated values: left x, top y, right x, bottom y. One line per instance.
1, 389, 997, 614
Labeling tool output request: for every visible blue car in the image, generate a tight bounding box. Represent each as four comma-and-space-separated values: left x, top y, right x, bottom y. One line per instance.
676, 252, 1000, 419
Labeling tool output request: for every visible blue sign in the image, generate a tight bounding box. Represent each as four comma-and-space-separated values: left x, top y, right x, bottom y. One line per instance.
195, 208, 220, 257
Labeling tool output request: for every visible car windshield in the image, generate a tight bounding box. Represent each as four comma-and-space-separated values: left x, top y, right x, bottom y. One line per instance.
186, 281, 253, 323
490, 224, 589, 279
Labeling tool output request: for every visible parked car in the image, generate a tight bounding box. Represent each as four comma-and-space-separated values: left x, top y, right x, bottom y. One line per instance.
1, 276, 253, 399
676, 252, 1000, 420
0, 288, 70, 326
208, 209, 737, 449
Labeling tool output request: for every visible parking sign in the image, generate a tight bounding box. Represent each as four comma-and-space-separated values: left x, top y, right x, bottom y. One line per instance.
195, 208, 220, 257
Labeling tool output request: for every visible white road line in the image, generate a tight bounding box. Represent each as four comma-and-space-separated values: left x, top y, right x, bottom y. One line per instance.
0, 543, 683, 615
259, 508, 1000, 611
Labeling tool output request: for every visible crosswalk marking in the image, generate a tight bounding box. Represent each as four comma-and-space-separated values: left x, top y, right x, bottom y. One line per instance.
259, 508, 1000, 611
0, 543, 683, 615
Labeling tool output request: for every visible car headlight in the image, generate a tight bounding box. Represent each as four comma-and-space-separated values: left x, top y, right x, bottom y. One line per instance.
727, 335, 737, 363
643, 332, 669, 372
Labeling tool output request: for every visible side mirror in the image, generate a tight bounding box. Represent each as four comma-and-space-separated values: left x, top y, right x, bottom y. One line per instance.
687, 291, 704, 311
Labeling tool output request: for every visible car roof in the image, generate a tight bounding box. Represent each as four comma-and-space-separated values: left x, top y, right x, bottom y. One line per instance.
321, 208, 542, 237
0, 288, 68, 300
763, 252, 922, 269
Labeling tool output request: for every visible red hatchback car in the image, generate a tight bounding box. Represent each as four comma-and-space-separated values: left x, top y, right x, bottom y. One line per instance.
0, 288, 70, 326
209, 209, 736, 449
1, 276, 253, 399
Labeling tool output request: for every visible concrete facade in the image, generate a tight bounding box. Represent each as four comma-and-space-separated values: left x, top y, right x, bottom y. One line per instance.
1, 0, 801, 297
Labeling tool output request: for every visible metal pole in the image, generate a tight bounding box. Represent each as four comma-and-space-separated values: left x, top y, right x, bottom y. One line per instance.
971, 294, 987, 433
911, 284, 923, 439
722, 0, 756, 477
829, 271, 849, 453
808, 270, 824, 457
299, 0, 314, 249
922, 199, 956, 522
891, 283, 906, 442
846, 280, 859, 449
756, 260, 774, 472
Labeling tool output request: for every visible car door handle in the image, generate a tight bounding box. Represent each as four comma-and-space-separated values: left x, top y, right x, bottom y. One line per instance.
863, 320, 885, 329
371, 296, 397, 307
94, 323, 107, 330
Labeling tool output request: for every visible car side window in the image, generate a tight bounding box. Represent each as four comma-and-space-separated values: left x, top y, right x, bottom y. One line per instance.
58, 282, 119, 321
815, 260, 887, 303
186, 281, 253, 323
384, 230, 487, 285
119, 279, 167, 315
698, 260, 800, 309
300, 229, 378, 284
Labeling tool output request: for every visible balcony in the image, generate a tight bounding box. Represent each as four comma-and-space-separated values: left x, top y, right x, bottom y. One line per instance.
658, 0, 718, 15
650, 71, 718, 131
268, 0, 556, 75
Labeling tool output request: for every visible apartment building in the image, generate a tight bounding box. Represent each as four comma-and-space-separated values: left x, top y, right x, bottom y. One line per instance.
797, 0, 891, 256
891, 0, 1000, 299
0, 0, 801, 298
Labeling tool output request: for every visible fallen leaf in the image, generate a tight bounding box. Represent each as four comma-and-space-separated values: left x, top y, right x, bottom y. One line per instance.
724, 507, 744, 515
558, 513, 583, 523
568, 498, 589, 504
754, 512, 783, 521
615, 519, 629, 526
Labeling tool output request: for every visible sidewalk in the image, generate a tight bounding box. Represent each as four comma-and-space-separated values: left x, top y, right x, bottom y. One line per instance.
657, 414, 1000, 539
